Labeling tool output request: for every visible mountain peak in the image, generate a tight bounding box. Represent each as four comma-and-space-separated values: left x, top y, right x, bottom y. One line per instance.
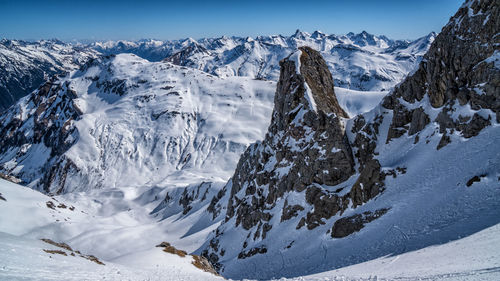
311, 30, 326, 39
292, 29, 310, 39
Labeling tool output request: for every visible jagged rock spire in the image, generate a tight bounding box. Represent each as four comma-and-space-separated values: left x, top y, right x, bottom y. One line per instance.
203, 47, 365, 272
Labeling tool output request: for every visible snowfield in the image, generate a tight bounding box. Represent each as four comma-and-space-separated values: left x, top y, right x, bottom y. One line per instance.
1, 177, 499, 280
285, 223, 500, 281
0, 178, 223, 280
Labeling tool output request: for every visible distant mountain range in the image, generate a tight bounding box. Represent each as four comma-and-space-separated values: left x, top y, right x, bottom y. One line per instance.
0, 30, 435, 110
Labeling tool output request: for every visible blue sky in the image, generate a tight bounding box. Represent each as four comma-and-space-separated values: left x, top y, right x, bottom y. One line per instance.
0, 0, 463, 41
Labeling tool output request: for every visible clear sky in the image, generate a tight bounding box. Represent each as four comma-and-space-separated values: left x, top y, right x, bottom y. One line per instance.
0, 0, 463, 41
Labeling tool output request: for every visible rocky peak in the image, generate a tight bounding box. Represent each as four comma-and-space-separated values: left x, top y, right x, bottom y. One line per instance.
311, 30, 326, 39
299, 46, 349, 117
292, 29, 310, 40
271, 46, 348, 132
163, 43, 210, 65
203, 48, 386, 273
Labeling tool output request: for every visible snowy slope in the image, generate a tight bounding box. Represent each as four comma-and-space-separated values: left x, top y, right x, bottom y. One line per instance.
286, 223, 500, 281
0, 53, 276, 193
0, 39, 98, 110
0, 178, 223, 280
2, 169, 499, 281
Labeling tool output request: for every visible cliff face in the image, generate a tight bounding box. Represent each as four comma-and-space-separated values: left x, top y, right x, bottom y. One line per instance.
382, 0, 499, 147
224, 47, 358, 230
201, 0, 499, 278
0, 76, 81, 193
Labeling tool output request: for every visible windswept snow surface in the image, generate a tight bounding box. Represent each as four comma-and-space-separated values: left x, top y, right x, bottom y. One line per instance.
284, 223, 500, 281
334, 87, 387, 117
0, 179, 223, 280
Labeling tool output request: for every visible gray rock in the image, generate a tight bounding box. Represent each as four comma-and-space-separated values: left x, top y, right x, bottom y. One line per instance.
331, 208, 389, 238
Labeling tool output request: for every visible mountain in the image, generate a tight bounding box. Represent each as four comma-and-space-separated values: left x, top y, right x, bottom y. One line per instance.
0, 39, 99, 110
0, 31, 433, 111
90, 38, 187, 61
199, 0, 499, 278
0, 0, 498, 279
91, 31, 435, 93
0, 53, 276, 194
161, 31, 435, 92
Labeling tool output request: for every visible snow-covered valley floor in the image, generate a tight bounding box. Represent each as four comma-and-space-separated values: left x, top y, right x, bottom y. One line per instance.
1, 176, 499, 281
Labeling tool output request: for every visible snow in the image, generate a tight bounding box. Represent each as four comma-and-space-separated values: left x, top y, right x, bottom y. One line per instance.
1, 54, 277, 193
334, 87, 387, 117
89, 30, 435, 92
304, 81, 318, 112
484, 50, 500, 69
0, 16, 496, 280
0, 232, 222, 281
0, 179, 223, 280
283, 223, 500, 281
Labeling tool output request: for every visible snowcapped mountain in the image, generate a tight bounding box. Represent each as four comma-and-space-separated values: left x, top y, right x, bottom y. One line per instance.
0, 31, 433, 111
0, 54, 276, 194
160, 30, 435, 92
90, 38, 184, 62
88, 30, 436, 92
0, 0, 498, 280
0, 39, 99, 110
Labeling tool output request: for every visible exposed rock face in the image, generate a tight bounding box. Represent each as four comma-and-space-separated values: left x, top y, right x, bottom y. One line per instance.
226, 46, 356, 230
202, 47, 386, 272
163, 43, 211, 66
382, 0, 499, 148
0, 76, 81, 193
331, 208, 389, 238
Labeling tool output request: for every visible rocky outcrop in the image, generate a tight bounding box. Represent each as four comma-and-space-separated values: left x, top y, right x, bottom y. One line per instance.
382, 0, 499, 148
331, 208, 389, 238
225, 47, 356, 231
0, 77, 81, 193
202, 47, 388, 272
